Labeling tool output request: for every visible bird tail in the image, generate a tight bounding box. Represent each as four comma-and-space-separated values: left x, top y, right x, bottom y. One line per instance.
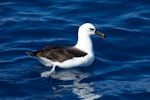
26, 52, 35, 57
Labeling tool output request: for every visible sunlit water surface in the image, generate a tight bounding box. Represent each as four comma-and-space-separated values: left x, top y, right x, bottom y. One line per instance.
1, 0, 150, 100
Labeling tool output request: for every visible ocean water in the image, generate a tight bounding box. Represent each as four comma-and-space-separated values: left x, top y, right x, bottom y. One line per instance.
1, 0, 150, 100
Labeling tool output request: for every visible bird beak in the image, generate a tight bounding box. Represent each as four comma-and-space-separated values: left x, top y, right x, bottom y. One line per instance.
95, 30, 106, 39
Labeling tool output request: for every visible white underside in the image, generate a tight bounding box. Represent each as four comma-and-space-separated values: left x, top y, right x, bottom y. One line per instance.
36, 54, 94, 68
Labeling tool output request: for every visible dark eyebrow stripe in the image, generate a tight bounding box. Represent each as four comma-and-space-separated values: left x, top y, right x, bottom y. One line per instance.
89, 28, 94, 30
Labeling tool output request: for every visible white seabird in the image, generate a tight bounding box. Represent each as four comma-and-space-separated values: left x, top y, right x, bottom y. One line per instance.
26, 23, 106, 77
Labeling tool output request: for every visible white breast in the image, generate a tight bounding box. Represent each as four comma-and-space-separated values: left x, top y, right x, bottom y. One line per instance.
36, 53, 94, 68
53, 54, 95, 68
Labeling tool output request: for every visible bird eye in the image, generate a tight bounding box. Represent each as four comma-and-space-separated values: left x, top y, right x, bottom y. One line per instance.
89, 28, 94, 30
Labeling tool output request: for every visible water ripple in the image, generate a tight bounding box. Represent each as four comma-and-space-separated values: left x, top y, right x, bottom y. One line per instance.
1, 0, 150, 100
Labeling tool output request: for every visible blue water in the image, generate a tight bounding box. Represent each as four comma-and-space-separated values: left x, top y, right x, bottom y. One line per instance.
1, 0, 150, 100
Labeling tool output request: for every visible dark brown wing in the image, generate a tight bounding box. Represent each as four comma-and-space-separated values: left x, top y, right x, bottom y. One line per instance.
26, 45, 87, 62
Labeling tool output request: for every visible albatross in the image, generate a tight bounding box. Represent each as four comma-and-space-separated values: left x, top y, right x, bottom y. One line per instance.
26, 23, 106, 77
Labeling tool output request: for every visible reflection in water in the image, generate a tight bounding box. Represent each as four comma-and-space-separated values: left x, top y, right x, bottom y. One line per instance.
50, 67, 102, 100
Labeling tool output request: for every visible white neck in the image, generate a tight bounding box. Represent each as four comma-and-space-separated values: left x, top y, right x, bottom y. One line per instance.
74, 33, 94, 55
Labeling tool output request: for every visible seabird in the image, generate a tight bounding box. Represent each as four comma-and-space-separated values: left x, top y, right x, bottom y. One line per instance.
26, 23, 106, 77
